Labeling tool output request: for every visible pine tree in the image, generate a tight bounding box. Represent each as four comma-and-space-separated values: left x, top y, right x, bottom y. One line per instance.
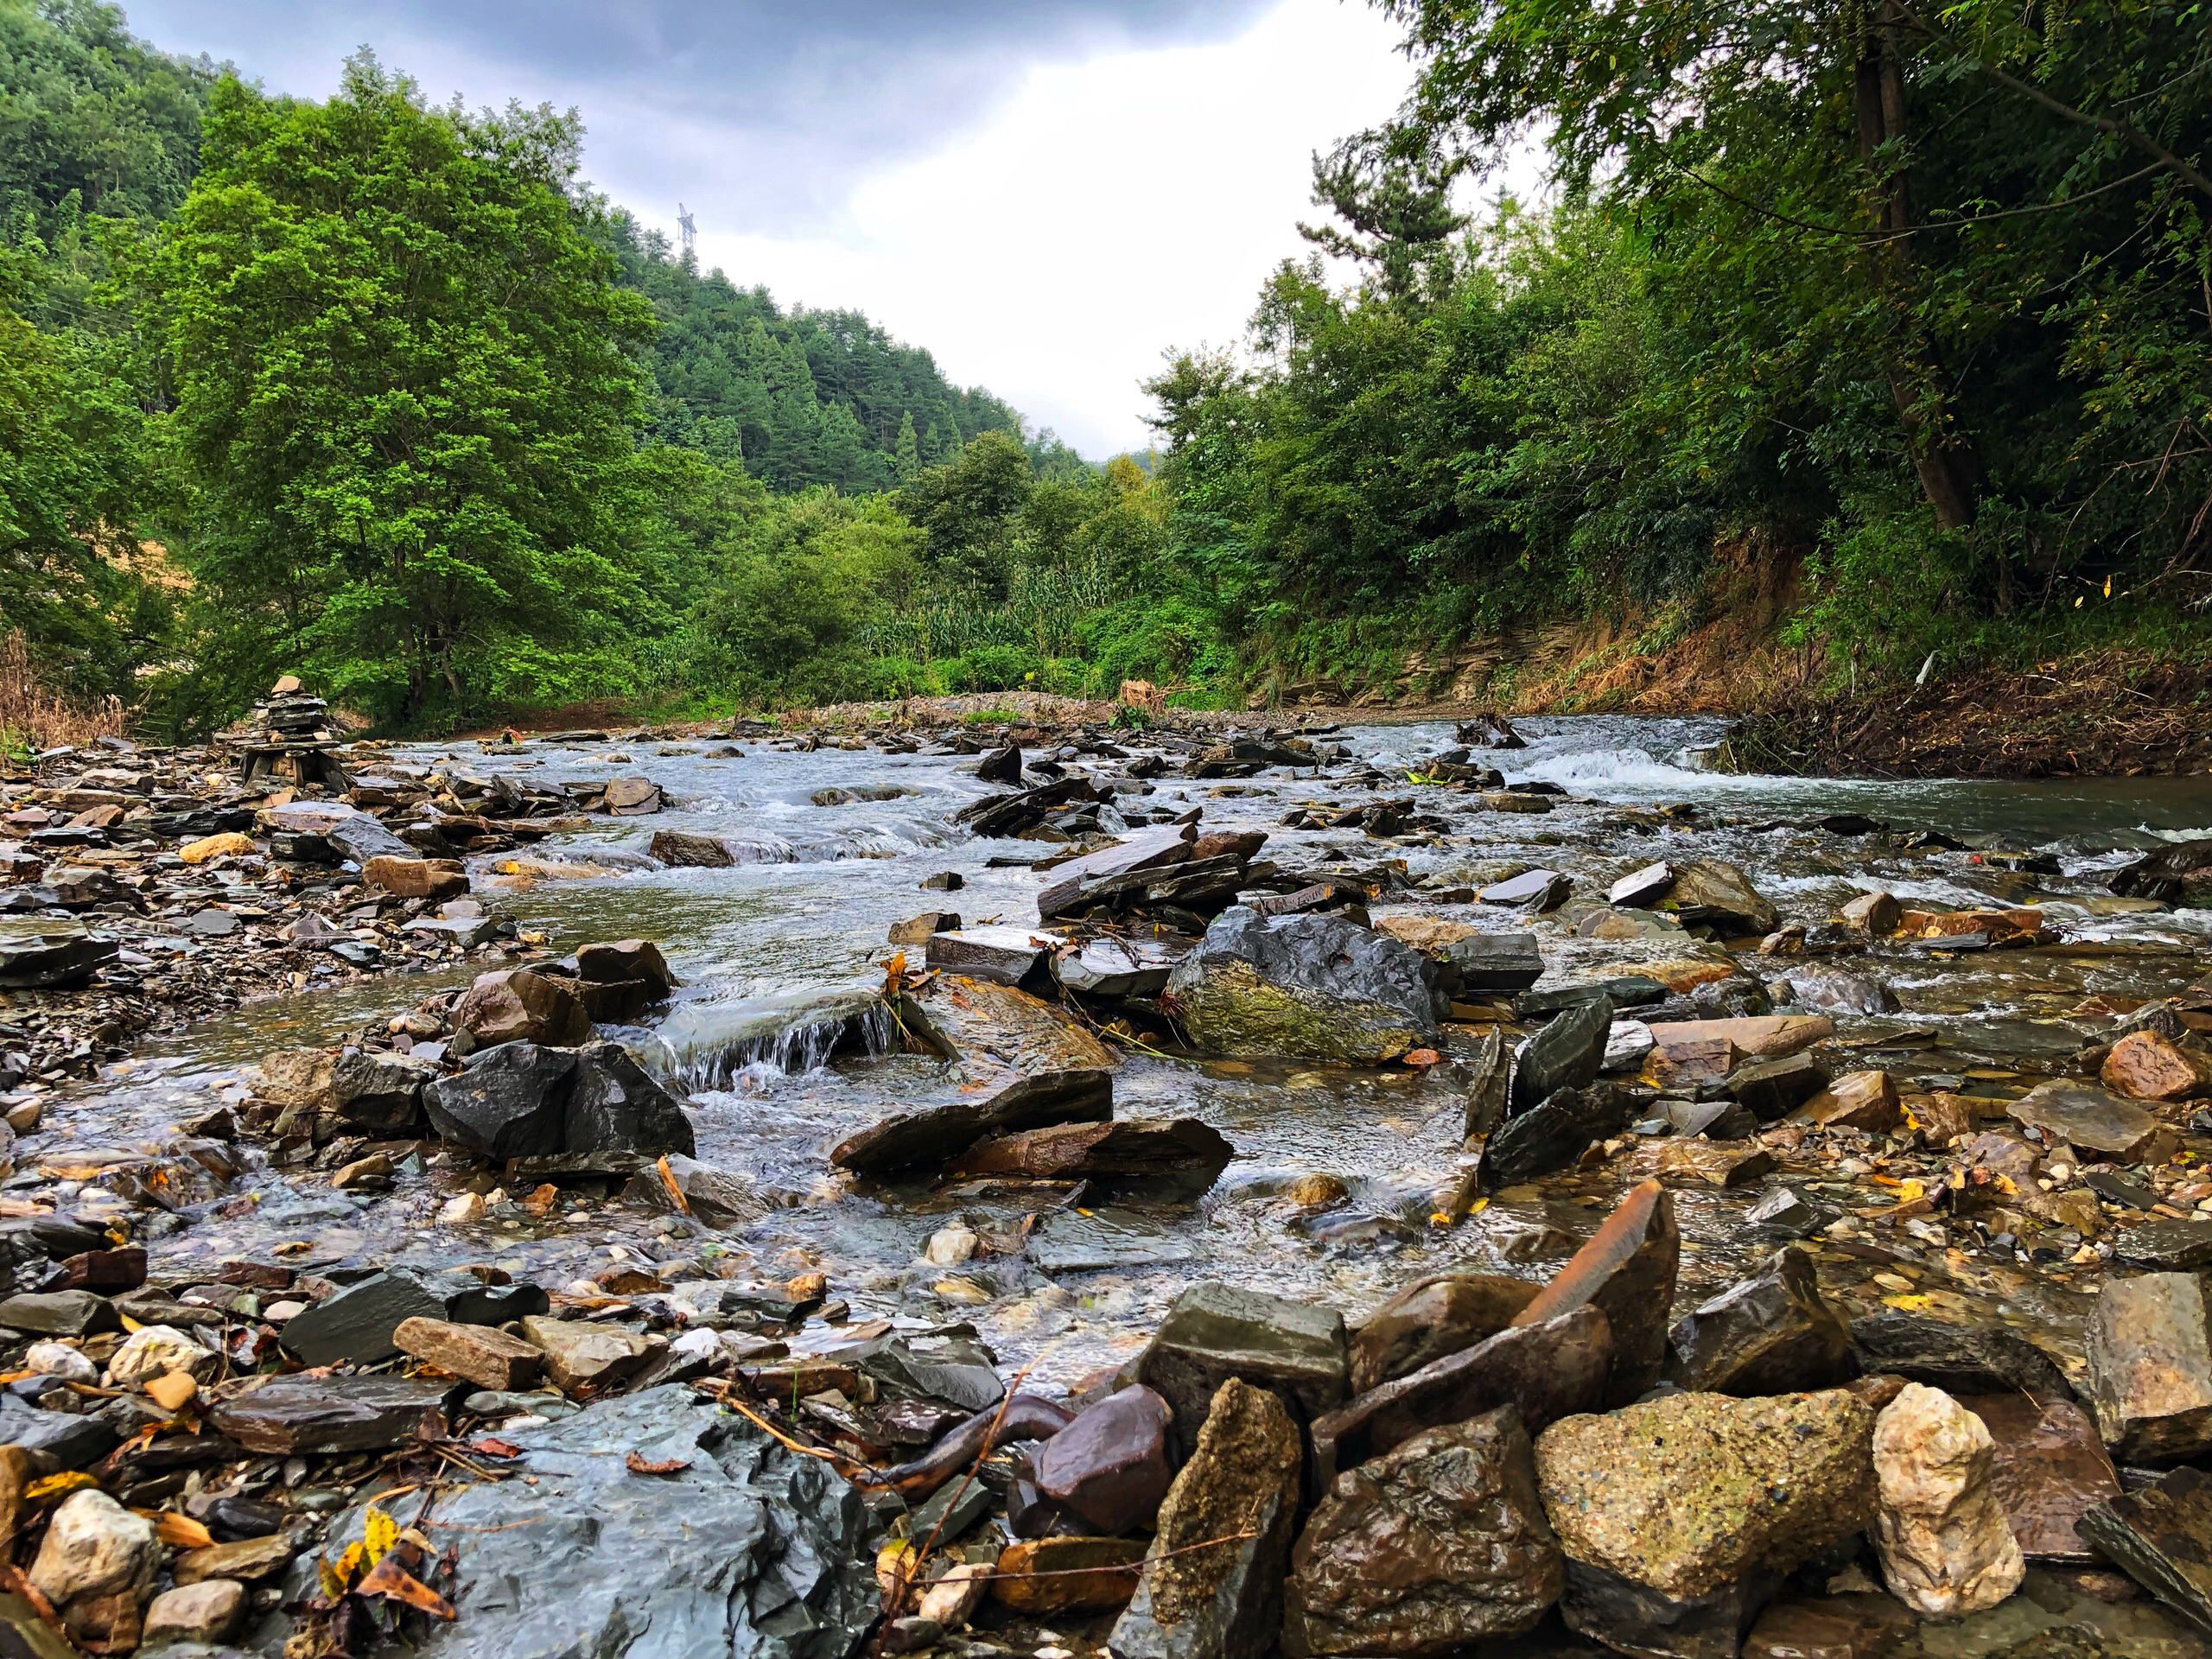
893, 410, 920, 481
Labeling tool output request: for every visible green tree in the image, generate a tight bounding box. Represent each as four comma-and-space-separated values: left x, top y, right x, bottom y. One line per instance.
899, 429, 1036, 597
893, 409, 920, 480
146, 53, 661, 725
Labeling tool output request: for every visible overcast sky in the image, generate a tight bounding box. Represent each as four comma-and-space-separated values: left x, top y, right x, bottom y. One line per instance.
120, 0, 1428, 457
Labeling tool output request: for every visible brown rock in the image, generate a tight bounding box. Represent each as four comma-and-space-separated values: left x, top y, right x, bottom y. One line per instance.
171, 1534, 296, 1586
209, 1373, 459, 1454
960, 1117, 1232, 1181
454, 967, 593, 1047
1961, 1394, 2121, 1563
0, 1444, 35, 1550
363, 855, 469, 901
1662, 1247, 1853, 1397
1839, 892, 1903, 936
1515, 1178, 1679, 1406
2102, 1030, 2212, 1103
520, 1316, 652, 1392
602, 775, 662, 815
2009, 1081, 2177, 1164
180, 831, 257, 865
394, 1316, 544, 1391
576, 938, 677, 992
1033, 1385, 1174, 1535
1285, 1407, 1561, 1657
888, 911, 961, 945
1904, 1091, 1977, 1146
2087, 1271, 2212, 1461
993, 1537, 1147, 1613
1796, 1070, 1902, 1132
1743, 1595, 1913, 1659
1646, 1015, 1834, 1060
256, 1047, 336, 1108
1348, 1273, 1539, 1395
648, 830, 734, 868
143, 1580, 243, 1646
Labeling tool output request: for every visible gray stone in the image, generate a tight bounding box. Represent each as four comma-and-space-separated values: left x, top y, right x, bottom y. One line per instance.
1662, 1247, 1853, 1396
208, 1371, 460, 1454
563, 1041, 696, 1157
0, 918, 116, 989
1609, 863, 1675, 908
1727, 1053, 1829, 1122
2007, 1080, 2176, 1163
423, 1042, 577, 1160
1479, 869, 1570, 911
2076, 1465, 2212, 1635
1560, 1558, 1780, 1659
1039, 827, 1196, 920
321, 1386, 877, 1659
925, 927, 1059, 994
1444, 932, 1544, 993
1782, 970, 1899, 1016
1348, 1272, 1539, 1395
327, 1047, 435, 1132
831, 1070, 1112, 1175
1510, 995, 1612, 1113
1659, 861, 1779, 935
1165, 908, 1443, 1065
1285, 1407, 1560, 1658
0, 1290, 117, 1337
1056, 937, 1183, 997
279, 1269, 446, 1365
258, 800, 413, 862
1136, 1282, 1348, 1458
2116, 1220, 2212, 1269
1477, 1082, 1636, 1190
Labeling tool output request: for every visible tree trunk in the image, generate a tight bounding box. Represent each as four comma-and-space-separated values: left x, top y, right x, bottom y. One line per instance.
1856, 1, 1984, 531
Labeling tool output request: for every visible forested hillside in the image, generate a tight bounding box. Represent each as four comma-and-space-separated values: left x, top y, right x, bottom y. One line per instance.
5, 0, 2209, 753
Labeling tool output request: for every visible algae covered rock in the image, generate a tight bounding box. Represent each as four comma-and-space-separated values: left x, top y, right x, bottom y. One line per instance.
1165, 908, 1444, 1065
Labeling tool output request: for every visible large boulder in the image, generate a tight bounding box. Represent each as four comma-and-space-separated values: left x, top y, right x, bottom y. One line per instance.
322, 1386, 876, 1659
424, 1044, 577, 1160
0, 918, 116, 989
1662, 1248, 1853, 1397
1870, 1383, 2024, 1617
1109, 1379, 1302, 1659
1513, 1179, 1679, 1408
1533, 1389, 1876, 1604
1657, 861, 1779, 935
1165, 908, 1444, 1065
1475, 1083, 1637, 1191
1032, 1386, 1174, 1535
454, 968, 594, 1048
563, 1041, 696, 1157
1285, 1406, 1561, 1657
2088, 1271, 2212, 1461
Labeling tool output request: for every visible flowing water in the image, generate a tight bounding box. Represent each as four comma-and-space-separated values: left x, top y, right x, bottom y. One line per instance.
45, 715, 2212, 1394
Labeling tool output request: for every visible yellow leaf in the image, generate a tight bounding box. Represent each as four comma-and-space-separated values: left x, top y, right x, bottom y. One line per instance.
24, 1471, 97, 1503
1897, 1179, 1925, 1202
119, 1313, 143, 1333
362, 1504, 399, 1567
1882, 1293, 1935, 1312
141, 1510, 215, 1549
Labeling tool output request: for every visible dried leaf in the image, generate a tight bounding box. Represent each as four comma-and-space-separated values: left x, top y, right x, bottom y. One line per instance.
624, 1450, 692, 1476
354, 1553, 457, 1620
141, 1510, 215, 1549
23, 1471, 97, 1503
470, 1437, 522, 1458
655, 1154, 690, 1217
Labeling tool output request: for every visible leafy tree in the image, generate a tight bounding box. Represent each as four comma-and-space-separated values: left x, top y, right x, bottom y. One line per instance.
146, 54, 662, 724
899, 429, 1037, 597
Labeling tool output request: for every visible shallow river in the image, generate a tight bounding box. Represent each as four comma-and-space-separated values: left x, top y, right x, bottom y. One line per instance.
53, 714, 2212, 1393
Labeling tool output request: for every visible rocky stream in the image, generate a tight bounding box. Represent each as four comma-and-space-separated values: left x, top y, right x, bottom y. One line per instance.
3, 702, 2212, 1659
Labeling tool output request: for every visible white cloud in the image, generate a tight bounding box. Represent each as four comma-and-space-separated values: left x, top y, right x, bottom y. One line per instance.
685, 0, 1417, 458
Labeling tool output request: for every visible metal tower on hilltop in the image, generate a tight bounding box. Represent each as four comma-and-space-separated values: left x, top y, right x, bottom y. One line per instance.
677, 204, 696, 258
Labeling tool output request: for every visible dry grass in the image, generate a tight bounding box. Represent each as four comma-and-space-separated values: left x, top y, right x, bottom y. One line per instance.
0, 632, 129, 756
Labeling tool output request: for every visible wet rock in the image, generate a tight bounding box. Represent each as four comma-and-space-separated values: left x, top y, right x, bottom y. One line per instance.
832, 1069, 1112, 1174
279, 1268, 448, 1365
1038, 826, 1197, 920
1511, 995, 1612, 1113
1558, 1559, 1781, 1659
1463, 1027, 1510, 1140
1797, 1070, 1903, 1132
327, 1385, 877, 1659
1312, 1307, 1611, 1490
1742, 1596, 1912, 1659
1033, 1385, 1174, 1535
396, 1316, 545, 1391
2076, 1465, 2212, 1635
2010, 1081, 2179, 1163
577, 937, 677, 993
0, 917, 116, 988
1477, 1082, 1637, 1190
2101, 1030, 2212, 1103
109, 1323, 218, 1385
1479, 869, 1570, 912
564, 1040, 695, 1156
1109, 1378, 1302, 1659
2088, 1271, 2212, 1461
2116, 1219, 2212, 1269
172, 1534, 295, 1585
1662, 1246, 1853, 1396
522, 1315, 654, 1391
1444, 931, 1545, 993
454, 966, 594, 1048
1057, 935, 1184, 997
1165, 908, 1444, 1065
648, 829, 736, 868
1136, 1282, 1348, 1457
1650, 1014, 1832, 1060
423, 1042, 576, 1160
143, 1578, 245, 1645
1848, 1311, 2075, 1402
1840, 891, 1903, 935
1285, 1406, 1561, 1657
976, 742, 1022, 784
905, 973, 1121, 1077
364, 854, 469, 900
963, 1117, 1232, 1182
1783, 970, 1900, 1016
925, 926, 1059, 993
1658, 861, 1780, 934
1534, 1389, 1876, 1601
602, 774, 663, 815
1348, 1272, 1540, 1394
1962, 1394, 2120, 1563
0, 1289, 117, 1336
993, 1536, 1148, 1613
1515, 1178, 1679, 1406
1871, 1382, 2024, 1616
327, 1046, 435, 1132
259, 798, 414, 861
1610, 863, 1676, 908
888, 909, 961, 946
235, 1360, 448, 1447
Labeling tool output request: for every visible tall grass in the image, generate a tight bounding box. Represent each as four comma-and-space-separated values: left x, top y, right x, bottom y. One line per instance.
857, 561, 1119, 663
0, 632, 129, 758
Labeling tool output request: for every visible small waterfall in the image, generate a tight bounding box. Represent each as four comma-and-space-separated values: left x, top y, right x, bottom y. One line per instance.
645, 988, 894, 1091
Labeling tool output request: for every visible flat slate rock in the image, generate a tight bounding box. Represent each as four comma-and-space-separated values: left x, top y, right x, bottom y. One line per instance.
323, 1386, 878, 1659
1444, 932, 1544, 992
211, 1372, 461, 1455
831, 1070, 1112, 1175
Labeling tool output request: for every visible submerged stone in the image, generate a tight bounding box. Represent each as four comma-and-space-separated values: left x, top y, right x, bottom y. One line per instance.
1165, 907, 1444, 1065
1961, 1394, 2120, 1564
